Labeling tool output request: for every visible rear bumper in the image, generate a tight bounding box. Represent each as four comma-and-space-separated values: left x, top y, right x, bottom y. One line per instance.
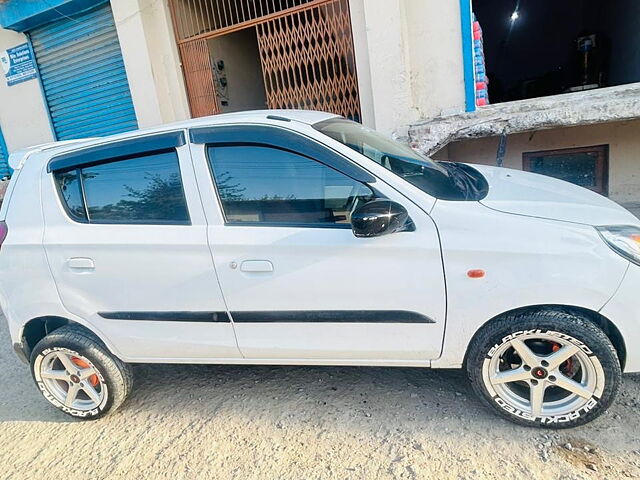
600, 263, 640, 372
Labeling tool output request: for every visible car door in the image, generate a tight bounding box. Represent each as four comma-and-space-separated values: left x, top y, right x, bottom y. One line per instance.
190, 124, 446, 362
41, 131, 241, 361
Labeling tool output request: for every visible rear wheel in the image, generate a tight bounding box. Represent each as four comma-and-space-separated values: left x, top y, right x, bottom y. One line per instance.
30, 325, 133, 419
466, 311, 621, 428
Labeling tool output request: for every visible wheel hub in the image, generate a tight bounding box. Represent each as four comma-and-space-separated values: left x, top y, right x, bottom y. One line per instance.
531, 367, 548, 379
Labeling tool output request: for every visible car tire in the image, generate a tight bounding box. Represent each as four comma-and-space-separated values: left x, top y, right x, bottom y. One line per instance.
466, 310, 621, 428
30, 325, 133, 420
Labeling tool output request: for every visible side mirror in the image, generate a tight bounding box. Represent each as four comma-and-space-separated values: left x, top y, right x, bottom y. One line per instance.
351, 199, 415, 238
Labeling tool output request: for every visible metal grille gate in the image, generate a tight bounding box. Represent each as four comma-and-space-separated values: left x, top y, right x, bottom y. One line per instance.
256, 0, 359, 119
168, 0, 361, 120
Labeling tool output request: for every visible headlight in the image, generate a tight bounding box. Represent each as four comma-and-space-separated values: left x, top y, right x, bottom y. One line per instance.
596, 225, 640, 266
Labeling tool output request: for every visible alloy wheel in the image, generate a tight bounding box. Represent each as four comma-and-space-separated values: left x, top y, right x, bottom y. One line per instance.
37, 350, 107, 412
482, 332, 605, 419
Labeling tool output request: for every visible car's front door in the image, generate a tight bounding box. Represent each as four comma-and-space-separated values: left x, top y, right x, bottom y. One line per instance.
191, 125, 446, 362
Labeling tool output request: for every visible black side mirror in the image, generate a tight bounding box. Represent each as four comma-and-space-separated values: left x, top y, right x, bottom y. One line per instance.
351, 199, 415, 238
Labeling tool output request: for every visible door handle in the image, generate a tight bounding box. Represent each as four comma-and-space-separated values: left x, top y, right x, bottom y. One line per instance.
67, 257, 95, 269
240, 260, 273, 272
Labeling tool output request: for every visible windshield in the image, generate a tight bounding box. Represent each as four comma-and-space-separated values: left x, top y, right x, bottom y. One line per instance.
313, 118, 487, 200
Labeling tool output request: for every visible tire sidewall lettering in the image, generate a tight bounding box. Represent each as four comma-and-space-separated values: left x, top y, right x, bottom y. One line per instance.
487, 328, 593, 359
492, 395, 599, 424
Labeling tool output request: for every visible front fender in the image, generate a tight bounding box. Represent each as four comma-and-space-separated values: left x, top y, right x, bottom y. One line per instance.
429, 201, 628, 368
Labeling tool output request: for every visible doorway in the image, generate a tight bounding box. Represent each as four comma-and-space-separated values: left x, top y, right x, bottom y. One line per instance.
208, 28, 267, 113
169, 0, 361, 120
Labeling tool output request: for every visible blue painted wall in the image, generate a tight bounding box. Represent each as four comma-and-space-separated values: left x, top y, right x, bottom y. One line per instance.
459, 0, 476, 112
0, 129, 11, 179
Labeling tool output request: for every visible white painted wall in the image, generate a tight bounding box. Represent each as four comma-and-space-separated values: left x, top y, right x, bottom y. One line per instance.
443, 120, 640, 204
351, 0, 466, 134
0, 29, 53, 151
404, 0, 466, 118
111, 0, 190, 127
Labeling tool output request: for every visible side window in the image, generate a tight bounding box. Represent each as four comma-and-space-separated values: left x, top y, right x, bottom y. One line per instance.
207, 145, 375, 226
54, 150, 190, 225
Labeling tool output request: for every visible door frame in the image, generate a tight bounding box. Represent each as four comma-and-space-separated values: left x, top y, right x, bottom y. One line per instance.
167, 0, 361, 119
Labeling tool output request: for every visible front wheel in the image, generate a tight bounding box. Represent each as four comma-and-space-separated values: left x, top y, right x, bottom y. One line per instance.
30, 325, 133, 419
466, 311, 621, 428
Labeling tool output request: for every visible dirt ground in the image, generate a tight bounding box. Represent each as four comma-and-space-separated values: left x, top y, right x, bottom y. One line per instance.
1, 318, 640, 480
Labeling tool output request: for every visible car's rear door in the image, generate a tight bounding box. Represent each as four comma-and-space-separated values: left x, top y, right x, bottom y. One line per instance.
190, 124, 446, 362
41, 131, 241, 361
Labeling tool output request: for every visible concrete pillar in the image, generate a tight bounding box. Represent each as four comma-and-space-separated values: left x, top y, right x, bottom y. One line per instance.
350, 0, 467, 134
348, 0, 375, 129
111, 0, 190, 128
353, 0, 414, 135
404, 0, 466, 118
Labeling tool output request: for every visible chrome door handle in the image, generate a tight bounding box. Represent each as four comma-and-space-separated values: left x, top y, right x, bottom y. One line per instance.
67, 257, 95, 269
240, 260, 273, 272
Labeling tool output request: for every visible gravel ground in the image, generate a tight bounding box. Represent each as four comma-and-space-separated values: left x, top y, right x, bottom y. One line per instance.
2, 318, 640, 480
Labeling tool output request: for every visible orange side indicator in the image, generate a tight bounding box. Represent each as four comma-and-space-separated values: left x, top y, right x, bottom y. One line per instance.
467, 269, 485, 279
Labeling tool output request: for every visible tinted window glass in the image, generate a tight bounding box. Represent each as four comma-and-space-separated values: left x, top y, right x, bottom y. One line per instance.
54, 150, 189, 224
208, 145, 375, 225
313, 118, 489, 201
54, 170, 87, 221
81, 151, 189, 224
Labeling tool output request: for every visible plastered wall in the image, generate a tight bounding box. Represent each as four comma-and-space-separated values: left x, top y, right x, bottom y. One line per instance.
0, 29, 53, 151
349, 0, 466, 134
111, 0, 190, 127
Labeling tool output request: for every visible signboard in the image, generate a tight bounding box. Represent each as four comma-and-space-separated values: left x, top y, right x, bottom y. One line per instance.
0, 43, 37, 86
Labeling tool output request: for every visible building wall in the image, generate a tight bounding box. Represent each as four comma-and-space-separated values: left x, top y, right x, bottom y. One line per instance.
0, 29, 53, 151
443, 120, 640, 204
111, 0, 190, 127
404, 0, 466, 118
350, 0, 466, 134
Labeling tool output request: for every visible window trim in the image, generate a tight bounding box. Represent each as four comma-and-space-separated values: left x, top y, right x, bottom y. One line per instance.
54, 168, 89, 223
205, 143, 377, 229
522, 144, 609, 195
190, 124, 376, 184
48, 131, 186, 173
53, 147, 192, 226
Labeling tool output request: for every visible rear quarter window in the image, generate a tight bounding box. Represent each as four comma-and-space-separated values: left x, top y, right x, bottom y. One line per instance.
53, 150, 190, 225
55, 170, 87, 222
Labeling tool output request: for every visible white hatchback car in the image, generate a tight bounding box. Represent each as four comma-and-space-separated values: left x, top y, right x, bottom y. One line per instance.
1, 110, 639, 427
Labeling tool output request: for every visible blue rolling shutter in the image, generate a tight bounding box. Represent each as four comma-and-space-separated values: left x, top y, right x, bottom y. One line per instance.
29, 2, 137, 140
